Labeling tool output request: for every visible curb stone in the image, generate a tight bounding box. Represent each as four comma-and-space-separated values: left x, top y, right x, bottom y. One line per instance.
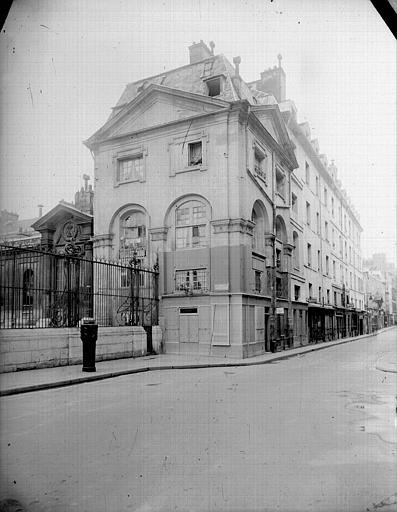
0, 328, 394, 397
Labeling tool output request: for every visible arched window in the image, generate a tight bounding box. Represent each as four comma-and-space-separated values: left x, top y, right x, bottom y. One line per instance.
22, 269, 34, 306
275, 216, 287, 242
175, 200, 208, 249
293, 231, 300, 269
119, 211, 147, 261
251, 201, 269, 253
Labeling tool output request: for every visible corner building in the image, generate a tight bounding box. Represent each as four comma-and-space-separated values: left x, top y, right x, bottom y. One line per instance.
85, 41, 301, 357
86, 41, 364, 357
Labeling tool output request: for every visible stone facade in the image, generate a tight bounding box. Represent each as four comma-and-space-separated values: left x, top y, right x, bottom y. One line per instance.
85, 41, 368, 358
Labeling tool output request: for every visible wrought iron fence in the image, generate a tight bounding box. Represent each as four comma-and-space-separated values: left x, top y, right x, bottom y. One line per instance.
0, 244, 159, 329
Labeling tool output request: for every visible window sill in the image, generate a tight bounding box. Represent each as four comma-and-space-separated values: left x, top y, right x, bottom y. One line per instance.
114, 178, 144, 187
175, 245, 208, 251
252, 250, 266, 259
173, 165, 207, 175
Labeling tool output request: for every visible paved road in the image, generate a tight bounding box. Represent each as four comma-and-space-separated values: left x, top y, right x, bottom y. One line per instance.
1, 329, 396, 512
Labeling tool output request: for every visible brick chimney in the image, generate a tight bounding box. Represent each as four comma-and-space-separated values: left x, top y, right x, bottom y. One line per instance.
74, 175, 94, 215
255, 54, 286, 103
188, 40, 213, 64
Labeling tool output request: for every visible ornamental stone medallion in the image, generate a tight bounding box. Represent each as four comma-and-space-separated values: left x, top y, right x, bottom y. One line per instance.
63, 220, 80, 242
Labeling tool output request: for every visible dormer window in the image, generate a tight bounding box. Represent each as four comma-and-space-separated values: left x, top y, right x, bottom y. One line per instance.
206, 77, 221, 96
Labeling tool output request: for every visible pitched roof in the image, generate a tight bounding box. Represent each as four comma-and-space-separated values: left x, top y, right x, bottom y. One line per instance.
109, 54, 256, 119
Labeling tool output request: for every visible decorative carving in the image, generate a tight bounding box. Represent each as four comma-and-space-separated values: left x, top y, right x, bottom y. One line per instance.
63, 243, 83, 256
63, 221, 80, 242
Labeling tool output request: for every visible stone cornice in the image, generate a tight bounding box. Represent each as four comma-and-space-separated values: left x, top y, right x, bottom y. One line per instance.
149, 227, 169, 241
211, 218, 254, 235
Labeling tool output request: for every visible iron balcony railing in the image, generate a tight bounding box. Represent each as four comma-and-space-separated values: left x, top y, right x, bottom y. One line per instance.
0, 244, 159, 329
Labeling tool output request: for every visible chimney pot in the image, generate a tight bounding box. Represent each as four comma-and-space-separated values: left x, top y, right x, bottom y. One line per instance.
233, 56, 241, 77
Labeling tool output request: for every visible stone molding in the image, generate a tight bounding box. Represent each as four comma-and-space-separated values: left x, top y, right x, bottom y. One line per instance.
92, 233, 114, 248
211, 218, 254, 235
283, 243, 294, 256
149, 227, 169, 241
265, 234, 276, 246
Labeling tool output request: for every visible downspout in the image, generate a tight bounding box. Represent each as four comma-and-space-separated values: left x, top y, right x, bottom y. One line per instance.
318, 190, 324, 340
225, 105, 232, 352
271, 150, 277, 348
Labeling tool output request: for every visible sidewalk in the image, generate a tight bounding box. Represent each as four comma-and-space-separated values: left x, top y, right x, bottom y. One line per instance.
1, 328, 395, 396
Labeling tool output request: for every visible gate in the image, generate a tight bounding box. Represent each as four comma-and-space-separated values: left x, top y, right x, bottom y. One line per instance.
0, 244, 159, 329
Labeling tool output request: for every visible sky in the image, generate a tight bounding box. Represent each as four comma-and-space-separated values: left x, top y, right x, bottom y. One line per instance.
0, 0, 396, 262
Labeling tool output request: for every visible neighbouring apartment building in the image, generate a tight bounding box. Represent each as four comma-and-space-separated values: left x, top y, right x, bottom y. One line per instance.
85, 41, 367, 358
363, 253, 397, 330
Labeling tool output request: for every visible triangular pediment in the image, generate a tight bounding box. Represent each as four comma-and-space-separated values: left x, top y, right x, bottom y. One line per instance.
32, 203, 92, 232
252, 110, 282, 145
251, 105, 298, 169
86, 85, 229, 146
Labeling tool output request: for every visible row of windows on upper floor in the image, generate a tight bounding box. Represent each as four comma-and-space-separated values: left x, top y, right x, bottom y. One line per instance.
302, 161, 359, 243
304, 243, 363, 291
300, 200, 361, 265
115, 138, 288, 199
301, 282, 363, 310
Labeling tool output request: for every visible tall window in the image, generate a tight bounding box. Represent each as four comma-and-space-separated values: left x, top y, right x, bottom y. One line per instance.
316, 212, 320, 234
325, 255, 329, 275
254, 147, 267, 183
276, 168, 286, 197
315, 176, 319, 195
251, 202, 268, 253
306, 202, 311, 226
307, 243, 312, 266
317, 250, 321, 271
324, 187, 328, 207
176, 200, 207, 249
188, 142, 202, 166
331, 197, 334, 217
291, 193, 298, 214
255, 271, 262, 293
293, 231, 300, 269
119, 211, 147, 261
325, 221, 329, 241
117, 156, 143, 183
305, 162, 310, 185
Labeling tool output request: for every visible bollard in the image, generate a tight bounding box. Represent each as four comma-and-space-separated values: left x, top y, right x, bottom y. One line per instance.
80, 318, 98, 372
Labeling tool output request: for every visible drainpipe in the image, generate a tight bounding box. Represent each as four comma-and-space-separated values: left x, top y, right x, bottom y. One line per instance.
225, 105, 232, 351
318, 189, 325, 340
270, 151, 277, 348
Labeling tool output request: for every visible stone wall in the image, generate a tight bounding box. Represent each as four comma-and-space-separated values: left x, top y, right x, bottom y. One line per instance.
0, 326, 155, 373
